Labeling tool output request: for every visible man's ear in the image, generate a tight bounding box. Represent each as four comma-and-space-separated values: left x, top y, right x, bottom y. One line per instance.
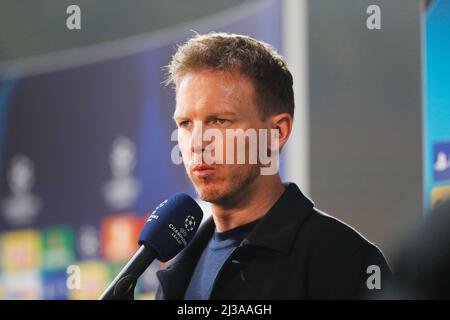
269, 113, 293, 151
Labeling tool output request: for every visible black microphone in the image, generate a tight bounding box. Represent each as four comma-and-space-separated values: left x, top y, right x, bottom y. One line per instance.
99, 193, 203, 300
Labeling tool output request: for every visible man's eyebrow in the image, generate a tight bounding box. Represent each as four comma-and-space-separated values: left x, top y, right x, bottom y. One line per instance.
205, 109, 236, 115
205, 112, 237, 118
172, 112, 184, 120
173, 111, 237, 120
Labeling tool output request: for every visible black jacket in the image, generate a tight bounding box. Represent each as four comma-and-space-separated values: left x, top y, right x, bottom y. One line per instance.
155, 182, 391, 299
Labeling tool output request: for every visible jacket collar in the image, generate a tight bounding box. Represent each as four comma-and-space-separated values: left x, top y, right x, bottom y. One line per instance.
244, 182, 314, 254
156, 182, 314, 299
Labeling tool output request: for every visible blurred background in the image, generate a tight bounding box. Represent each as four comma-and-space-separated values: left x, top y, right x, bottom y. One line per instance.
0, 0, 448, 299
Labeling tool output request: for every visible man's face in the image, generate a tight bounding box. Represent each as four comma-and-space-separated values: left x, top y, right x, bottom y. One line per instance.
174, 70, 268, 204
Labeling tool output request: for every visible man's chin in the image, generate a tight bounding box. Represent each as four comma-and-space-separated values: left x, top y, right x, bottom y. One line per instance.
190, 178, 225, 203
194, 185, 223, 203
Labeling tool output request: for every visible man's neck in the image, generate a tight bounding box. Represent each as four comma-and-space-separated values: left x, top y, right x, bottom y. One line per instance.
211, 175, 286, 232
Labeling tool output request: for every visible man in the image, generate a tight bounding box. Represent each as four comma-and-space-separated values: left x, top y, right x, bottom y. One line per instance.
155, 32, 391, 300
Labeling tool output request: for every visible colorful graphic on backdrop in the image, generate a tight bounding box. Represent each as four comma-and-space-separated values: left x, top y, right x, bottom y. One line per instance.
424, 0, 450, 212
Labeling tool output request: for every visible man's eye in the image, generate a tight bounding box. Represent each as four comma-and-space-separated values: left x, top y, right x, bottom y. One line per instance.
178, 120, 191, 128
213, 119, 229, 126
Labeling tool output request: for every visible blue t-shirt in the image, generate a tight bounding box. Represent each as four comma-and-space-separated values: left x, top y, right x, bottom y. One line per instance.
183, 219, 260, 300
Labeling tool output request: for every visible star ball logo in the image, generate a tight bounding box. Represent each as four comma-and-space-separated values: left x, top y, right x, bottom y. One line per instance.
184, 215, 196, 232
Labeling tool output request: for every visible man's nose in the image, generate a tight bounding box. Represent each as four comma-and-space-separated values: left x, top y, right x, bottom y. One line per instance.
190, 121, 205, 154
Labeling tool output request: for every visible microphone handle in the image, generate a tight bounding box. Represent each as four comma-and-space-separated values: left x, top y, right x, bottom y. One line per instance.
99, 245, 158, 300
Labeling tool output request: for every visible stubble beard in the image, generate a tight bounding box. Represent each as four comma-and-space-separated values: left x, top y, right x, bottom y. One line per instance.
188, 165, 261, 206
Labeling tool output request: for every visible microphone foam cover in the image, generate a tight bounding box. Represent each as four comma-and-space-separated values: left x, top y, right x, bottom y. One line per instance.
138, 193, 203, 262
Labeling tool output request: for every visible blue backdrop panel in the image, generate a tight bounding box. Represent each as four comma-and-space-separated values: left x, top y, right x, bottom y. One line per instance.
0, 0, 282, 299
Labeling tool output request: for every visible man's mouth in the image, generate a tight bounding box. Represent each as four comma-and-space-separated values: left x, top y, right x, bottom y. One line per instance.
191, 164, 217, 178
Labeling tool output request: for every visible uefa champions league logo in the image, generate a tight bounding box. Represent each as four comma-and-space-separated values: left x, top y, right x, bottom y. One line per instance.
102, 136, 141, 210
2, 154, 42, 226
168, 215, 196, 246
184, 215, 196, 232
